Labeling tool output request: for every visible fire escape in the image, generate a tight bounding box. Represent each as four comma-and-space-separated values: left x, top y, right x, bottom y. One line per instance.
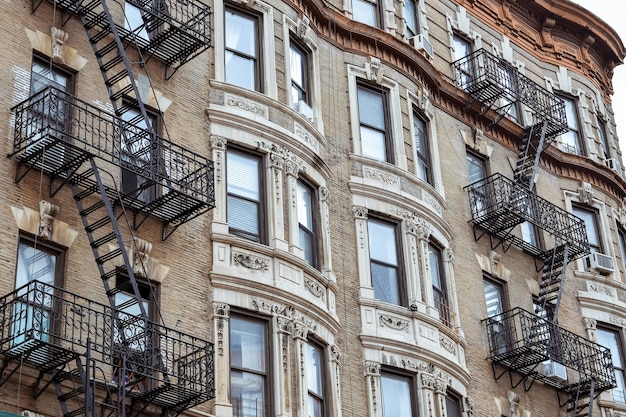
3, 1, 215, 416
454, 49, 616, 416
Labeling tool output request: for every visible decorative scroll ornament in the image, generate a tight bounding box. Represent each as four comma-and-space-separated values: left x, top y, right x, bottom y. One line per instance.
233, 252, 270, 270
379, 314, 409, 332
507, 391, 520, 417
304, 277, 324, 298
131, 237, 152, 277
366, 56, 384, 84
578, 181, 594, 204
353, 205, 368, 219
365, 361, 381, 376
213, 303, 230, 356
210, 135, 227, 149
297, 15, 310, 39
51, 27, 69, 63
439, 335, 456, 354
38, 200, 59, 240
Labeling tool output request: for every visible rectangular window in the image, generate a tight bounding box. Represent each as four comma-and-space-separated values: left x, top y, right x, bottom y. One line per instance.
381, 371, 416, 417
368, 218, 404, 305
12, 236, 65, 347
225, 7, 261, 91
297, 180, 319, 268
429, 243, 451, 325
559, 94, 583, 155
352, 0, 379, 26
452, 34, 472, 87
596, 326, 626, 404
124, 3, 150, 40
484, 277, 509, 355
305, 342, 325, 417
358, 83, 392, 163
230, 315, 269, 417
572, 205, 602, 253
227, 148, 265, 243
30, 57, 74, 139
404, 0, 419, 38
466, 152, 488, 216
290, 41, 310, 105
445, 391, 463, 417
413, 110, 432, 184
598, 118, 610, 159
120, 106, 160, 203
619, 224, 626, 275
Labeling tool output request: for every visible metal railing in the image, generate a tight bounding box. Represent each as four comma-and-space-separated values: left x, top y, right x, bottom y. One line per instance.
483, 307, 616, 394
464, 173, 589, 257
10, 86, 215, 209
0, 280, 215, 410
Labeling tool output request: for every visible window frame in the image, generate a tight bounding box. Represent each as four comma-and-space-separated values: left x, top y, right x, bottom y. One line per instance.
357, 81, 394, 163
289, 39, 311, 106
229, 312, 271, 417
304, 339, 327, 417
429, 242, 451, 325
445, 390, 464, 417
596, 325, 626, 404
597, 117, 611, 160
297, 178, 320, 269
412, 108, 432, 184
368, 216, 406, 306
226, 147, 266, 244
558, 93, 584, 155
618, 223, 626, 276
351, 0, 382, 27
572, 204, 603, 254
380, 369, 417, 417
404, 0, 420, 38
224, 5, 263, 92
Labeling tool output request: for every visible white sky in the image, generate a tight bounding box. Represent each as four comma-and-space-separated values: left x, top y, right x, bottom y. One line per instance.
569, 0, 626, 157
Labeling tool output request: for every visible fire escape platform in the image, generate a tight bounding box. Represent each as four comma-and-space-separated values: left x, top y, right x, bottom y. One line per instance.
0, 280, 215, 412
464, 173, 589, 259
483, 308, 616, 396
37, 0, 212, 77
9, 86, 215, 235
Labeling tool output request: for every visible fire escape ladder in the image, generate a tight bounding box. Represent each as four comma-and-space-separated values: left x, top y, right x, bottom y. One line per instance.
537, 244, 569, 320
514, 120, 548, 190
54, 355, 95, 417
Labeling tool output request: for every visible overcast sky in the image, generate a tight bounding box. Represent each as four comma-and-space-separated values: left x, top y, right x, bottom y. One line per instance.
569, 0, 626, 156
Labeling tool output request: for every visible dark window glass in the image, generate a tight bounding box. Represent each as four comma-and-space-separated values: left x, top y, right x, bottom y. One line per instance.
227, 148, 264, 243
572, 205, 601, 253
559, 94, 583, 155
230, 315, 268, 417
358, 83, 392, 163
598, 118, 610, 159
404, 0, 419, 38
290, 41, 309, 105
368, 218, 403, 305
225, 8, 261, 91
445, 391, 463, 417
429, 243, 450, 325
619, 225, 626, 274
413, 111, 431, 184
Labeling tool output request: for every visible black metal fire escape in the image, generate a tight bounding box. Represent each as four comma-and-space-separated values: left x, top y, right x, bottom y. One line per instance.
454, 49, 616, 416
3, 1, 215, 416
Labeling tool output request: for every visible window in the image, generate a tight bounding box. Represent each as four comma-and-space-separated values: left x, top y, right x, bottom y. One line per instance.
30, 57, 74, 139
368, 218, 404, 305
484, 277, 508, 355
445, 391, 463, 417
572, 205, 602, 253
559, 94, 583, 155
404, 0, 419, 38
290, 41, 310, 106
305, 342, 325, 417
352, 0, 379, 26
230, 315, 269, 417
413, 110, 432, 184
12, 235, 65, 347
225, 7, 261, 91
596, 326, 626, 404
297, 180, 319, 268
357, 83, 392, 163
598, 118, 610, 160
120, 106, 160, 203
618, 224, 626, 274
124, 3, 150, 40
430, 243, 451, 325
380, 371, 416, 417
227, 148, 265, 243
466, 152, 488, 216
452, 34, 472, 87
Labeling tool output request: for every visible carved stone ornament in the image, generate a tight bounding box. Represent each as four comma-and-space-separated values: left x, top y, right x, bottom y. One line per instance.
366, 56, 384, 84
38, 200, 59, 240
131, 237, 152, 278
365, 361, 381, 376
507, 391, 520, 417
439, 335, 456, 354
304, 277, 325, 298
319, 186, 330, 202
464, 396, 474, 417
353, 205, 368, 219
213, 303, 230, 357
331, 345, 341, 363
210, 135, 227, 149
225, 94, 267, 117
233, 252, 270, 270
364, 167, 399, 186
379, 314, 410, 332
213, 302, 231, 318
583, 317, 597, 330
578, 181, 594, 204
297, 15, 310, 40
51, 27, 69, 63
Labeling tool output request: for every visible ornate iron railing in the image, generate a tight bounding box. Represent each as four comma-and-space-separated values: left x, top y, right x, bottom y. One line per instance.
453, 48, 567, 139
483, 307, 616, 395
0, 280, 215, 410
464, 173, 589, 258
10, 86, 215, 227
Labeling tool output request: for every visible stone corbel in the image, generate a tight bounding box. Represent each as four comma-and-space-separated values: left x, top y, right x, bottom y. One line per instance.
297, 15, 311, 42
366, 56, 384, 84
39, 200, 59, 240
540, 17, 555, 49
51, 27, 69, 64
508, 391, 520, 417
578, 181, 594, 204
580, 35, 595, 66
131, 237, 152, 278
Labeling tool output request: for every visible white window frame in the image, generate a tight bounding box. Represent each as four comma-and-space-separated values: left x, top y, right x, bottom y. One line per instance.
408, 89, 442, 195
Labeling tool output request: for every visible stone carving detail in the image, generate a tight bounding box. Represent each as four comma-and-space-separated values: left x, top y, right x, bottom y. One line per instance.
583, 317, 597, 330
588, 282, 615, 297
284, 160, 299, 176
508, 391, 520, 417
365, 361, 381, 375
225, 94, 268, 117
364, 167, 399, 186
51, 27, 69, 63
131, 237, 152, 278
233, 252, 270, 270
540, 17, 556, 48
366, 56, 384, 84
319, 186, 329, 202
379, 314, 410, 332
353, 205, 368, 219
610, 316, 626, 327
421, 373, 435, 390
578, 181, 594, 204
439, 335, 456, 354
297, 15, 310, 40
402, 358, 433, 373
423, 192, 443, 215
213, 303, 230, 357
38, 200, 59, 239
210, 135, 227, 149
294, 125, 320, 153
464, 396, 474, 417
304, 277, 325, 298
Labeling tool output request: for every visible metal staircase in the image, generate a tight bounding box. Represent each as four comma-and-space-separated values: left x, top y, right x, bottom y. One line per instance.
455, 49, 614, 416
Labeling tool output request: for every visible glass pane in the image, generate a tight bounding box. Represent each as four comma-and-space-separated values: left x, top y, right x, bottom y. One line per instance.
297, 182, 313, 229
357, 87, 385, 129
445, 395, 462, 417
573, 208, 599, 251
381, 374, 413, 417
521, 221, 537, 246
368, 220, 397, 265
227, 195, 260, 236
31, 61, 69, 92
361, 126, 386, 161
467, 154, 486, 184
352, 0, 377, 26
429, 244, 442, 289
371, 262, 400, 305
290, 45, 305, 88
16, 244, 56, 290
231, 317, 265, 372
483, 279, 504, 318
306, 343, 323, 395
231, 370, 265, 417
227, 151, 260, 200
124, 3, 149, 40
404, 0, 417, 37
300, 228, 314, 265
308, 395, 323, 417
225, 11, 257, 56
225, 53, 256, 91
452, 35, 471, 61
563, 98, 579, 130
597, 328, 623, 368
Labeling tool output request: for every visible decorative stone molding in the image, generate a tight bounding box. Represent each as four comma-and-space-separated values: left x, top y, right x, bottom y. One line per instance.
578, 181, 594, 204
363, 166, 399, 186
210, 135, 227, 150
26, 28, 88, 71
439, 335, 457, 354
464, 396, 474, 417
225, 94, 268, 118
401, 358, 433, 373
251, 299, 294, 317
213, 303, 230, 357
353, 205, 368, 219
583, 317, 597, 330
297, 15, 310, 40
38, 200, 59, 240
270, 152, 285, 170
379, 314, 410, 332
277, 316, 292, 371
233, 251, 270, 270
420, 373, 436, 390
423, 192, 443, 216
319, 186, 330, 202
293, 321, 310, 340
444, 248, 455, 263
588, 282, 615, 297
304, 277, 324, 298
508, 391, 520, 417
366, 56, 384, 84
51, 27, 69, 63
294, 124, 320, 153
130, 237, 152, 278
540, 17, 556, 48
365, 361, 381, 376
284, 160, 299, 176
12, 205, 78, 248
331, 345, 341, 364
610, 316, 626, 327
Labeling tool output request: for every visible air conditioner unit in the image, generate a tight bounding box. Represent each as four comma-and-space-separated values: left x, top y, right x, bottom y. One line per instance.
605, 158, 623, 175
295, 100, 314, 120
411, 34, 434, 60
583, 252, 615, 274
543, 360, 567, 381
